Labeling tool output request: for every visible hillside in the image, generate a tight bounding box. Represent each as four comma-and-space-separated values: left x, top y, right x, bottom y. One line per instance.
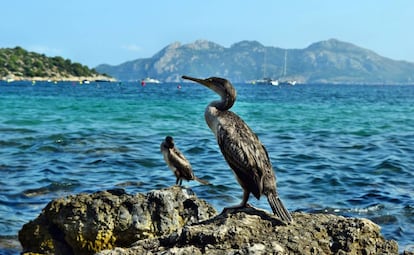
0, 46, 112, 81
96, 39, 414, 84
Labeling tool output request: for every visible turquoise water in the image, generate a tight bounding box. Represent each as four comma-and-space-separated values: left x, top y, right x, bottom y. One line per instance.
1, 81, 413, 253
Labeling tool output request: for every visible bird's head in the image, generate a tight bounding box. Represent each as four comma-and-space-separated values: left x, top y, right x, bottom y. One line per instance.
182, 76, 236, 110
164, 136, 174, 149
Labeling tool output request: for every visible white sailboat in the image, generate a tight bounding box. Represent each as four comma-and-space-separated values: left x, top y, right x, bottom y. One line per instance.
251, 48, 279, 86
279, 50, 297, 86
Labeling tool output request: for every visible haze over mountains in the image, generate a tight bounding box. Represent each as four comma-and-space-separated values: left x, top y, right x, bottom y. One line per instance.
96, 39, 414, 84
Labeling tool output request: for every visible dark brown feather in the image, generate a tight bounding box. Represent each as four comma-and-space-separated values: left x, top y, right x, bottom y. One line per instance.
216, 110, 273, 199
167, 147, 194, 180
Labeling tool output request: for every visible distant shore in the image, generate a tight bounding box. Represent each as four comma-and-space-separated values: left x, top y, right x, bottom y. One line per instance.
1, 74, 117, 83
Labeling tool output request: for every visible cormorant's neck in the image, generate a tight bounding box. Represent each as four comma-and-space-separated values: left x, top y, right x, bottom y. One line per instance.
212, 94, 235, 111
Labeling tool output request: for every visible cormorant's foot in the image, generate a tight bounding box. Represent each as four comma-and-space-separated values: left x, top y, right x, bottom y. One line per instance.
221, 203, 254, 213
223, 203, 252, 213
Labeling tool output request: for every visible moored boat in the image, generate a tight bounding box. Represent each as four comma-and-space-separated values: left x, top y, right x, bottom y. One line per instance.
279, 80, 296, 86
251, 78, 279, 86
141, 77, 161, 84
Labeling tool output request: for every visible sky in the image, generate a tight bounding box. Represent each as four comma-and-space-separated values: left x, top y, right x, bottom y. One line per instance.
1, 0, 413, 68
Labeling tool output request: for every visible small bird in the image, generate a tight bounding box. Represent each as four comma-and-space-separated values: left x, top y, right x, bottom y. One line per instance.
182, 75, 292, 223
160, 136, 209, 186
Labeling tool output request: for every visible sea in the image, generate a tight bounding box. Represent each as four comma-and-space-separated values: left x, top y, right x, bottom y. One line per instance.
0, 80, 413, 254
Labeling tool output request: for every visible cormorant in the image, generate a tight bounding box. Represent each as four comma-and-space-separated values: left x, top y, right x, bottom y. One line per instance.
161, 136, 209, 186
182, 75, 292, 223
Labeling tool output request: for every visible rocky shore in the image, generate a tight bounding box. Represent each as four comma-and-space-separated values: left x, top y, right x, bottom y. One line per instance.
19, 186, 401, 255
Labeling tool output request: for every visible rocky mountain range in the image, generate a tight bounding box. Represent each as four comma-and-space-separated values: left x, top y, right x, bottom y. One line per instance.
96, 39, 414, 84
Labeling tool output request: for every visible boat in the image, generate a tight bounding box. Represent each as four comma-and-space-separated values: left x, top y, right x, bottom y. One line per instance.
141, 77, 161, 84
251, 48, 279, 86
251, 78, 279, 86
278, 80, 297, 86
278, 50, 297, 86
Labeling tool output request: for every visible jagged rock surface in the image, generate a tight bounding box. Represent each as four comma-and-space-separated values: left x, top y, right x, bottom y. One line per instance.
98, 207, 398, 255
19, 187, 399, 255
18, 187, 216, 255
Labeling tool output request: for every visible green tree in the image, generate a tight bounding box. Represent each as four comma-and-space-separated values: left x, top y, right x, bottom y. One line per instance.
13, 46, 26, 56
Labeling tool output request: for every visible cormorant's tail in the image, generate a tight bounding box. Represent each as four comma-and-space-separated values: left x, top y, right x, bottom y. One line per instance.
267, 192, 293, 223
194, 176, 210, 185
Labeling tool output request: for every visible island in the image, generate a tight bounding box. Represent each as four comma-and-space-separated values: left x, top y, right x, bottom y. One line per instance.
0, 46, 115, 82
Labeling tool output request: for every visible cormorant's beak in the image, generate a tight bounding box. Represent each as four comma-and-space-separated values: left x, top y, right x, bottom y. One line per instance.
182, 75, 213, 89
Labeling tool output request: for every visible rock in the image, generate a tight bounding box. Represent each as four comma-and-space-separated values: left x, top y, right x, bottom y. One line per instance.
97, 207, 399, 255
403, 250, 414, 255
19, 187, 399, 255
19, 186, 216, 255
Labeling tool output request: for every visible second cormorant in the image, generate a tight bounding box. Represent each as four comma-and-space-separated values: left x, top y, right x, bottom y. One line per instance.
161, 136, 209, 186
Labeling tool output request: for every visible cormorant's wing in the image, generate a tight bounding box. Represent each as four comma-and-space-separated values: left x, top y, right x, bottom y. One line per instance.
217, 111, 272, 199
168, 147, 194, 180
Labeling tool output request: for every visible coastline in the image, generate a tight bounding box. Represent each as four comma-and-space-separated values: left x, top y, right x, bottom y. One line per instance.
1, 74, 116, 83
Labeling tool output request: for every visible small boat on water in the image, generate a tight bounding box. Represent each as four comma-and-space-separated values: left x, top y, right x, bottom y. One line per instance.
251, 78, 279, 86
278, 51, 297, 86
141, 77, 161, 85
279, 80, 297, 86
252, 48, 279, 86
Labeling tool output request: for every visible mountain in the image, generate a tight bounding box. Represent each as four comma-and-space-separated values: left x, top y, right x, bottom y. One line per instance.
0, 46, 112, 81
96, 39, 414, 84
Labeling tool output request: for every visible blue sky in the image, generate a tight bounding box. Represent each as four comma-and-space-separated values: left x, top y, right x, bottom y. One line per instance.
1, 0, 413, 67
